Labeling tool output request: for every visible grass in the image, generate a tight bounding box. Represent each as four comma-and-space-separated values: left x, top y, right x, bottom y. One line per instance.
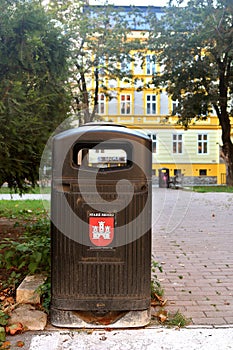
0, 185, 50, 194
0, 200, 47, 219
166, 310, 191, 327
189, 186, 233, 193
0, 200, 50, 313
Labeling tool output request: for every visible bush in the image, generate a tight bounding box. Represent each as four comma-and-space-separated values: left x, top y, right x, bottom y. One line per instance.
0, 218, 50, 279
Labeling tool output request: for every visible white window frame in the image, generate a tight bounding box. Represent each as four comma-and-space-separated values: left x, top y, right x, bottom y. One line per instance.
146, 95, 157, 115
173, 134, 183, 154
148, 133, 157, 153
146, 55, 156, 75
198, 134, 208, 154
120, 94, 131, 115
97, 93, 105, 115
172, 100, 180, 115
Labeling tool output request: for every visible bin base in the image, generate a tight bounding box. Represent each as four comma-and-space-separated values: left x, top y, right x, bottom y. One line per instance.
50, 307, 151, 328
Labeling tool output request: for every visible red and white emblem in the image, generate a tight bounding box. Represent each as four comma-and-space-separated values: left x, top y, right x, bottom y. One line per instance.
89, 213, 114, 247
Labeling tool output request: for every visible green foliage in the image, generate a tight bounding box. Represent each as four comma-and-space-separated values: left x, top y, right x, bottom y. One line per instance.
0, 198, 51, 311
151, 258, 163, 298
47, 1, 144, 123
0, 184, 50, 195
0, 0, 71, 192
38, 279, 51, 313
0, 326, 6, 344
0, 312, 9, 327
191, 186, 233, 193
148, 0, 233, 184
0, 218, 50, 281
149, 0, 233, 120
0, 312, 9, 345
166, 310, 191, 328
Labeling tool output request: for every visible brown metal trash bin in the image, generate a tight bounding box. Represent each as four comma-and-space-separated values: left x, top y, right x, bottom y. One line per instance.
50, 123, 152, 328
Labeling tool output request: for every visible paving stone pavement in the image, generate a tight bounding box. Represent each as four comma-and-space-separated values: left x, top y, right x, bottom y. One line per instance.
2, 189, 233, 348
1, 189, 232, 327
152, 188, 233, 326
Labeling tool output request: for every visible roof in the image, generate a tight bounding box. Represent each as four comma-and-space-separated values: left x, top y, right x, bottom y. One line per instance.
84, 5, 165, 30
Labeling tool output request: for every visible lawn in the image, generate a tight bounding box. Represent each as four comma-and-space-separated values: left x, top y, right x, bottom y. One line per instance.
190, 186, 233, 193
0, 200, 47, 219
0, 185, 50, 194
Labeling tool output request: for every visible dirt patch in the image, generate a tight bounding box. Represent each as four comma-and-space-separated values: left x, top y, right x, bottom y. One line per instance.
0, 218, 25, 240
0, 218, 26, 290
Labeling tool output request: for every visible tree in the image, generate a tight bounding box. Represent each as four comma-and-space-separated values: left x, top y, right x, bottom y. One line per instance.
148, 0, 233, 185
0, 0, 71, 191
48, 1, 144, 124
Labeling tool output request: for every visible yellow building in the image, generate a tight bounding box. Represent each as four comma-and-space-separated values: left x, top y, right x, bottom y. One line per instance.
90, 6, 228, 185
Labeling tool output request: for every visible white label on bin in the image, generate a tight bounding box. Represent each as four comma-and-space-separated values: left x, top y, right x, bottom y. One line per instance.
89, 213, 114, 247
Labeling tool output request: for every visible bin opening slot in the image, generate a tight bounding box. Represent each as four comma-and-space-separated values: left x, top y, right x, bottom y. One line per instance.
73, 142, 132, 170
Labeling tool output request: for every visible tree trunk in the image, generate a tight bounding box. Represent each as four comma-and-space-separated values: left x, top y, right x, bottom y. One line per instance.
217, 109, 233, 186
91, 67, 99, 120
222, 140, 233, 186
217, 59, 233, 186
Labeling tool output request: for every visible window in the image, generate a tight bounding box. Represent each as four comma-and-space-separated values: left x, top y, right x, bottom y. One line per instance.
172, 100, 180, 115
121, 57, 131, 72
146, 95, 156, 114
120, 94, 131, 114
173, 134, 183, 154
174, 169, 182, 176
198, 134, 208, 154
199, 169, 207, 176
146, 55, 156, 75
97, 93, 105, 114
148, 133, 157, 153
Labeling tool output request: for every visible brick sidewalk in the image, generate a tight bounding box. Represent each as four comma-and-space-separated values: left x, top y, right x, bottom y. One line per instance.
152, 188, 233, 325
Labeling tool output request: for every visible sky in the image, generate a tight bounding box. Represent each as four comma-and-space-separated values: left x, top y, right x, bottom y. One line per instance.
89, 0, 170, 6
89, 0, 189, 6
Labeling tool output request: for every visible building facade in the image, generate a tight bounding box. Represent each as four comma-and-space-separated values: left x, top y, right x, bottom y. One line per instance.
89, 6, 229, 184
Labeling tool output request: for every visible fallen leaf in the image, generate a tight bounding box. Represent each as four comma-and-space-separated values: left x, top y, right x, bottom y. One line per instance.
5, 297, 15, 305
151, 300, 160, 307
0, 341, 11, 349
2, 297, 15, 311
16, 340, 25, 348
157, 310, 168, 323
5, 323, 23, 335
151, 293, 167, 307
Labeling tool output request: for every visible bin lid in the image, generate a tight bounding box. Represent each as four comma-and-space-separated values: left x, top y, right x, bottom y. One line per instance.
54, 123, 150, 142
80, 122, 126, 128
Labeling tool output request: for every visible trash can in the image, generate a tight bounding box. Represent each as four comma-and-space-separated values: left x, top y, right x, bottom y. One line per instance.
159, 168, 170, 188
50, 123, 152, 328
